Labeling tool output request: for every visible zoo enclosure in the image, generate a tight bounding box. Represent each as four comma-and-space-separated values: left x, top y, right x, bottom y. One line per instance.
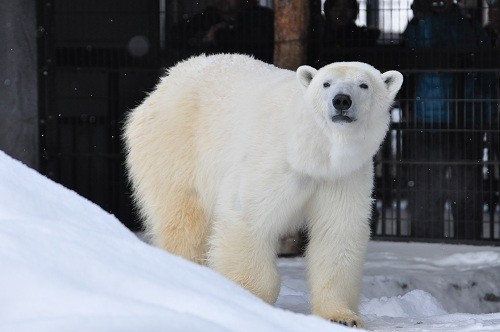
37, 0, 500, 243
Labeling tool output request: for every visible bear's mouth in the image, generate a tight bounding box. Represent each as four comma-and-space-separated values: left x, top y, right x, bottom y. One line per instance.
331, 115, 355, 123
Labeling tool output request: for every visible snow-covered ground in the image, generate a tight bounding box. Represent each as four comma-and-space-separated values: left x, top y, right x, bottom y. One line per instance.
277, 244, 500, 331
1, 150, 500, 331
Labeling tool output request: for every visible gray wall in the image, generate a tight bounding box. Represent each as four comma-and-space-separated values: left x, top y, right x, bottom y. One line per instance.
0, 0, 38, 169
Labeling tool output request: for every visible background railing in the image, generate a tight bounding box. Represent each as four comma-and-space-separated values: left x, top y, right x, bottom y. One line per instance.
37, 0, 499, 243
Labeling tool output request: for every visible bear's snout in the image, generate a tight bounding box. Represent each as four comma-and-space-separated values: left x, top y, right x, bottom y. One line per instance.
332, 94, 352, 111
331, 94, 354, 123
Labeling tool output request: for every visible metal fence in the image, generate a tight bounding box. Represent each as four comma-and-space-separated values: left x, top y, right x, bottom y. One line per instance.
37, 0, 500, 243
37, 0, 163, 230
379, 77, 499, 243
375, 69, 499, 244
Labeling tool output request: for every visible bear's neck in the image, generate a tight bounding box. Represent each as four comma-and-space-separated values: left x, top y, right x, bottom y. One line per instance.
286, 100, 374, 181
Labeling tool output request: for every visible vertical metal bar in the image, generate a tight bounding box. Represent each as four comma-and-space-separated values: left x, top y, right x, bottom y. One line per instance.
37, 0, 51, 174
396, 117, 402, 236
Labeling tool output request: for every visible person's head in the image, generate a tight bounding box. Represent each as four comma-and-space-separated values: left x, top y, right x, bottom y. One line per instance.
430, 0, 454, 13
214, 0, 257, 15
324, 0, 359, 26
214, 0, 240, 15
488, 4, 500, 30
411, 0, 454, 16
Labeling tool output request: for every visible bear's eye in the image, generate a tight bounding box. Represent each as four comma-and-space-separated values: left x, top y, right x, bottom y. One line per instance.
323, 82, 330, 88
359, 83, 369, 89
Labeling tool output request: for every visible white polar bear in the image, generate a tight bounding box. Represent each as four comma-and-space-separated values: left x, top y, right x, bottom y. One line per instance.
124, 54, 403, 327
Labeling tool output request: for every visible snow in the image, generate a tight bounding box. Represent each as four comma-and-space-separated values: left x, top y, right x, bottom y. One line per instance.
276, 244, 500, 330
1, 149, 500, 331
0, 151, 342, 332
434, 252, 500, 268
360, 290, 448, 318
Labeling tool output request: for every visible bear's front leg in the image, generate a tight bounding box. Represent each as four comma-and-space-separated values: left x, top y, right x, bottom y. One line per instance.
208, 170, 314, 304
306, 174, 372, 328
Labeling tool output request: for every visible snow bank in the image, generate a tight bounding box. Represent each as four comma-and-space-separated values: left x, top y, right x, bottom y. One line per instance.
434, 252, 500, 269
362, 242, 500, 314
360, 290, 448, 318
0, 151, 346, 332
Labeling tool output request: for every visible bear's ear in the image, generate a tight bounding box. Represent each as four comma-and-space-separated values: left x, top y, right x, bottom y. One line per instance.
297, 65, 318, 88
381, 70, 404, 99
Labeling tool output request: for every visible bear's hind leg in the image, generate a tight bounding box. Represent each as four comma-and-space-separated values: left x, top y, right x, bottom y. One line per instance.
150, 190, 209, 264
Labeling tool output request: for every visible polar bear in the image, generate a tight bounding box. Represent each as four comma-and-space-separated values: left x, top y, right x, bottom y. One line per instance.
124, 54, 403, 327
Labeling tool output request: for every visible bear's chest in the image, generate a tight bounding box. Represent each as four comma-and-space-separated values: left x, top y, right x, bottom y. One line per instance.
329, 141, 369, 178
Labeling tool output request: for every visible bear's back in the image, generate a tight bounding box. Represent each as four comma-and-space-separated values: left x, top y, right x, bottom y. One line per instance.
169, 54, 278, 82
164, 54, 294, 100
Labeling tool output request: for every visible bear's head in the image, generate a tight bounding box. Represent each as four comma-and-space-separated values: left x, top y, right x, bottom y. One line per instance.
296, 62, 403, 135
292, 62, 403, 178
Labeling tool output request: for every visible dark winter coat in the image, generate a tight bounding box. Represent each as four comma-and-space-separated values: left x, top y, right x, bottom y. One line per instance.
170, 5, 274, 63
322, 22, 380, 48
404, 9, 497, 127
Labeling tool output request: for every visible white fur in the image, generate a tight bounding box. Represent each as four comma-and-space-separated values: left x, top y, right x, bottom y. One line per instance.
124, 54, 403, 327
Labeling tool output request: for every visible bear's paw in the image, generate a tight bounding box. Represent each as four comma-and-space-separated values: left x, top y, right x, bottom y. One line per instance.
328, 309, 365, 329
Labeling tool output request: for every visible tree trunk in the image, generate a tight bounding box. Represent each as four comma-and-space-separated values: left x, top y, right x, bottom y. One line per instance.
274, 0, 310, 70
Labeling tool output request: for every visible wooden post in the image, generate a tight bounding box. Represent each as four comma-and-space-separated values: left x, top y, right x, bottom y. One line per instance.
274, 0, 310, 70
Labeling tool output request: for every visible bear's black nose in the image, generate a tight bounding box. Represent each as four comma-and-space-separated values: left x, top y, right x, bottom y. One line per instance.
332, 94, 352, 111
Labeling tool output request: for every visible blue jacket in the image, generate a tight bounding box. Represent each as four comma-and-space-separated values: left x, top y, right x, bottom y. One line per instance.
404, 10, 497, 127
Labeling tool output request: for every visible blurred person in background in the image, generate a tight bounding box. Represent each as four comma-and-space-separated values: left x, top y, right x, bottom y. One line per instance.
321, 0, 380, 48
403, 0, 497, 240
169, 0, 274, 63
485, 0, 500, 46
